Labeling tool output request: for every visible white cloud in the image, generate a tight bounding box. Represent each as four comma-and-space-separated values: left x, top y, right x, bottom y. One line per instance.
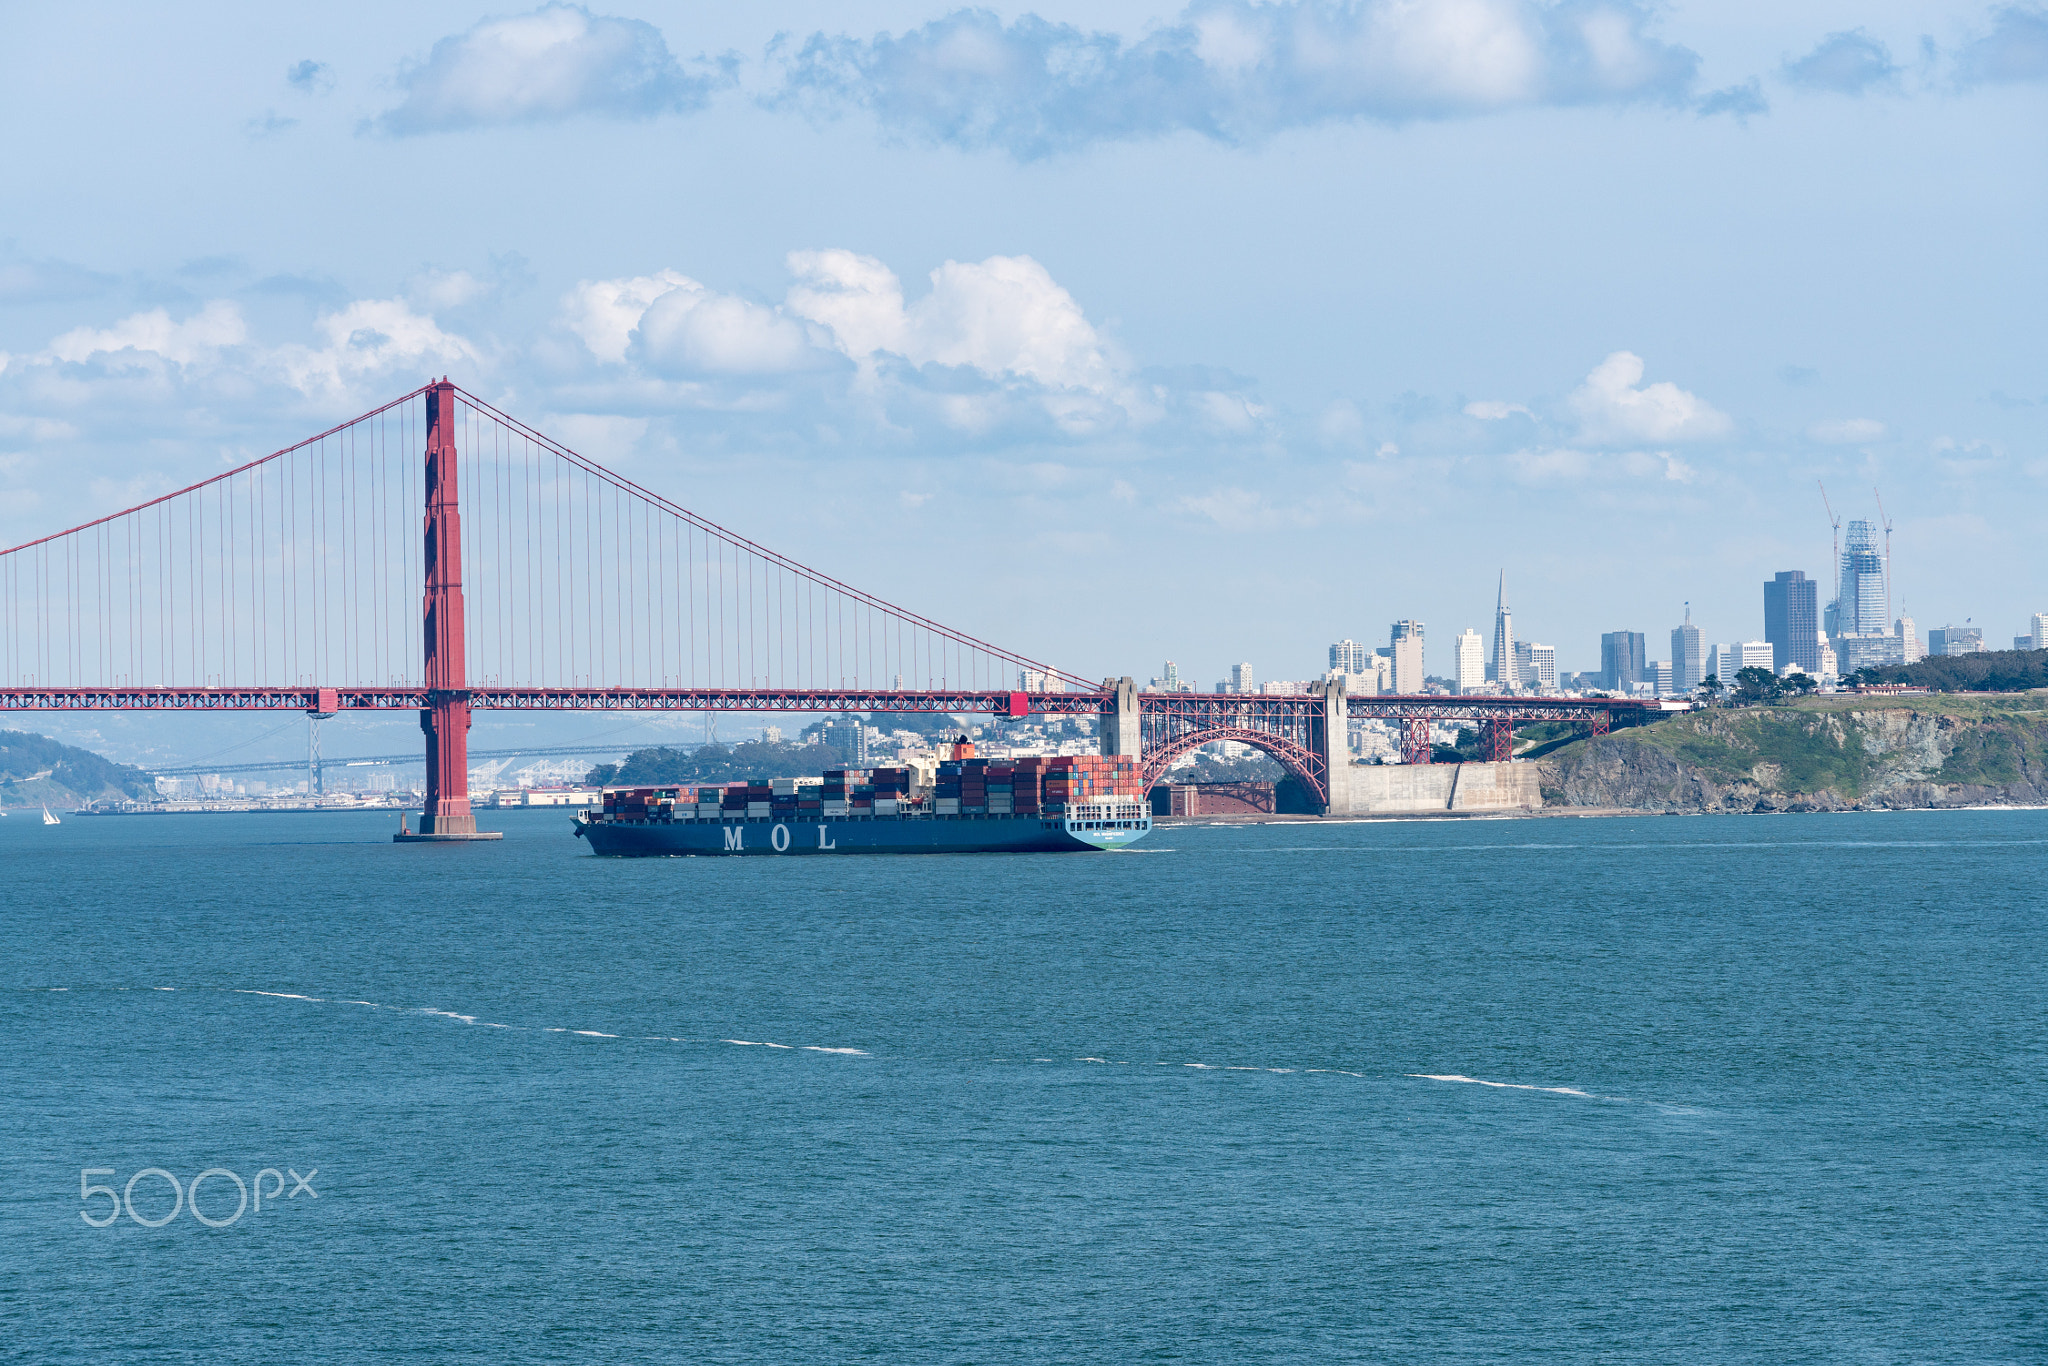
784, 249, 908, 359
272, 297, 477, 397
1567, 350, 1731, 444
1463, 399, 1531, 420
566, 251, 1135, 426
49, 301, 246, 367
561, 270, 697, 364
910, 256, 1119, 391
787, 249, 1119, 393
1808, 417, 1885, 444
375, 4, 715, 135
634, 288, 823, 376
778, 1, 1703, 158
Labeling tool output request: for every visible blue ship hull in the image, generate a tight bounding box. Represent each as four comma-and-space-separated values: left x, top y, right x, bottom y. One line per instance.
575, 810, 1150, 856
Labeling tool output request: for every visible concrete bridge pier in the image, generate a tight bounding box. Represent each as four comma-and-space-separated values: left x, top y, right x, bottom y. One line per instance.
1100, 676, 1141, 760
1312, 676, 1354, 816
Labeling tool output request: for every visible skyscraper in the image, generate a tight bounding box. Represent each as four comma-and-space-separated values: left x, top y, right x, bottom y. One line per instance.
1526, 643, 1557, 691
2032, 614, 2048, 650
821, 715, 868, 762
1840, 521, 1887, 636
1229, 662, 1255, 693
1490, 572, 1517, 692
1928, 626, 1983, 656
1455, 629, 1485, 694
1328, 639, 1367, 674
1600, 631, 1646, 692
1764, 570, 1821, 673
1390, 620, 1425, 694
1671, 605, 1705, 694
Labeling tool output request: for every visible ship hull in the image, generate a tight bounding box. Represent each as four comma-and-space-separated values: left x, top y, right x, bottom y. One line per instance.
576, 812, 1149, 856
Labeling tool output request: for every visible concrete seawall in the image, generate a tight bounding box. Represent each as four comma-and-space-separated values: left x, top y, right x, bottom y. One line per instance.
1331, 761, 1540, 816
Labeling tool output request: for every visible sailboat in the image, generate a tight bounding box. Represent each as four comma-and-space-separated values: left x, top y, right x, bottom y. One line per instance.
42, 805, 60, 825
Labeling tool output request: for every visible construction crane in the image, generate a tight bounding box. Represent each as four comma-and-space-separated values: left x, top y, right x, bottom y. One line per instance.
1873, 487, 1894, 636
1819, 481, 1842, 616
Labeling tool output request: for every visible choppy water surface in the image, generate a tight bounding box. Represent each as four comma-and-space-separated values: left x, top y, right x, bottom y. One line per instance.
4, 808, 2043, 1363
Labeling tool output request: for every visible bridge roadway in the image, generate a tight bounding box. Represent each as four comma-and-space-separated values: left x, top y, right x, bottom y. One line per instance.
0, 684, 1662, 721
3, 681, 1661, 815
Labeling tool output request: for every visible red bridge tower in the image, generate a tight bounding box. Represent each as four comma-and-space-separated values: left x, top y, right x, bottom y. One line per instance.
399, 379, 500, 842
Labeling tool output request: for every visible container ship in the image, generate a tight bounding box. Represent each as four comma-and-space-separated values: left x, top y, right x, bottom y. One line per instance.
574, 743, 1151, 856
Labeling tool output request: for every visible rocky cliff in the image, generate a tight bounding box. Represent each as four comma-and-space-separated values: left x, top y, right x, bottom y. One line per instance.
1536, 696, 2048, 813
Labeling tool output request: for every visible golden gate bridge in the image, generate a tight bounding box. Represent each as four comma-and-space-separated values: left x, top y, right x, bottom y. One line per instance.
0, 380, 1647, 833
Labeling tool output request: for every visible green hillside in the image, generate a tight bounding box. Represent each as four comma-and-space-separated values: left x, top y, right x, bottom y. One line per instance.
0, 731, 156, 808
1537, 693, 2048, 810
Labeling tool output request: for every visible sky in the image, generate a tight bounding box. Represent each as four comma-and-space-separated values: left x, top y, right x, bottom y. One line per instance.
2, 0, 2044, 721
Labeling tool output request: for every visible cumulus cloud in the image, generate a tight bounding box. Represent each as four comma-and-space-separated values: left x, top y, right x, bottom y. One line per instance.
272, 297, 477, 397
776, 0, 1703, 158
561, 269, 697, 363
1783, 30, 1899, 94
561, 269, 833, 379
1955, 4, 2048, 85
49, 302, 246, 367
635, 288, 823, 376
1567, 351, 1731, 445
375, 4, 716, 134
553, 251, 1153, 439
566, 250, 1132, 419
797, 251, 1120, 392
1808, 417, 1885, 444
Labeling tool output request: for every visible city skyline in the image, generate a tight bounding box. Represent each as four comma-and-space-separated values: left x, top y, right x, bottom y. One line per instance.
1155, 544, 2032, 696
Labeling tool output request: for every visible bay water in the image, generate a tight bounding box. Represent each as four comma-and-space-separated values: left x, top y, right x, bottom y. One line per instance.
3, 808, 2042, 1362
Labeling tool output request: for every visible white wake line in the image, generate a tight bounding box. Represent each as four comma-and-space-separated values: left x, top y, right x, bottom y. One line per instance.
1061, 1058, 1608, 1095
1069, 1056, 1368, 1078
1408, 1073, 1595, 1098
206, 988, 868, 1056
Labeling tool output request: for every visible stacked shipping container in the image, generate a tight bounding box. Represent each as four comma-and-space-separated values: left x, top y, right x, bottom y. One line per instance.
932, 755, 1141, 815
600, 757, 1142, 823
821, 768, 913, 815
